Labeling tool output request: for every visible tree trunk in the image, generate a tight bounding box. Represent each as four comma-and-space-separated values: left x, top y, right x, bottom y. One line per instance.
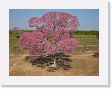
52, 57, 57, 67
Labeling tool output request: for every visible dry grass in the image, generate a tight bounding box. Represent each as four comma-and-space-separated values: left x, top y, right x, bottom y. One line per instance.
9, 51, 99, 76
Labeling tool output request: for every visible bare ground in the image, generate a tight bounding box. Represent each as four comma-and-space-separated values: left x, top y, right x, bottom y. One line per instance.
9, 50, 99, 76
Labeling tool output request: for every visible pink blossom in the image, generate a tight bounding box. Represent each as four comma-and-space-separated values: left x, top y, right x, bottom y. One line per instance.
28, 12, 79, 30
20, 12, 79, 58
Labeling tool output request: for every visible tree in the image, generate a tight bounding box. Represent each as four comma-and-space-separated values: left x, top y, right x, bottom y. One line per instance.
20, 12, 79, 67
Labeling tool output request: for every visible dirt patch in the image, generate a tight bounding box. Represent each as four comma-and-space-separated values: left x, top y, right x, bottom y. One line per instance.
9, 50, 99, 76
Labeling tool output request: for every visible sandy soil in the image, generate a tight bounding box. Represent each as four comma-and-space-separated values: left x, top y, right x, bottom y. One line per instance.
9, 50, 99, 76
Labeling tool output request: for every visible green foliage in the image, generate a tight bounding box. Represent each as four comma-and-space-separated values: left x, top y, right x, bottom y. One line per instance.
74, 30, 99, 35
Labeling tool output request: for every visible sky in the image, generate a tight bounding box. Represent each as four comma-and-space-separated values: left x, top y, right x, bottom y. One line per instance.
9, 9, 99, 30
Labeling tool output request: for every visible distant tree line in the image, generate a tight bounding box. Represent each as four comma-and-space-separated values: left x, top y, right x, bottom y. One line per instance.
74, 30, 99, 35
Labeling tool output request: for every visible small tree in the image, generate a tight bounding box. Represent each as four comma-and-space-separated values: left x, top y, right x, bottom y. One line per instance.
20, 12, 79, 67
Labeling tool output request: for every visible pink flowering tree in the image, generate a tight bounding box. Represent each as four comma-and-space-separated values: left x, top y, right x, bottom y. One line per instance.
20, 12, 79, 67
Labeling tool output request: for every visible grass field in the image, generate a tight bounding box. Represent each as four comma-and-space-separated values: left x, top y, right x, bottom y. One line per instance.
9, 31, 99, 76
